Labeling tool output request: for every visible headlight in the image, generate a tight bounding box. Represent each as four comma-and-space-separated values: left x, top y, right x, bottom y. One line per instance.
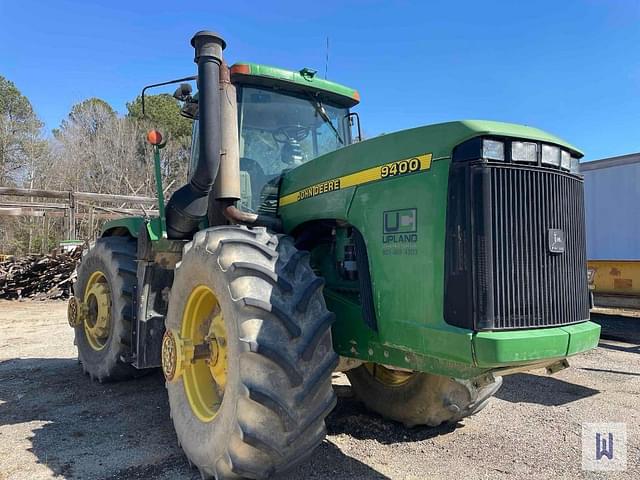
482, 139, 504, 161
541, 144, 560, 167
560, 150, 571, 170
570, 157, 580, 174
512, 141, 537, 162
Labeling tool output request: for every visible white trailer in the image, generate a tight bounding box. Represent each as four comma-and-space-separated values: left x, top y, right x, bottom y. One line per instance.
581, 153, 640, 308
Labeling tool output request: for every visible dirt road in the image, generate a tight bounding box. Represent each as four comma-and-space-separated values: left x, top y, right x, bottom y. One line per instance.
0, 300, 638, 479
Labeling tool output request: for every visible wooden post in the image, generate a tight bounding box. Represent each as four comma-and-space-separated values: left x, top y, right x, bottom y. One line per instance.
68, 191, 75, 240
27, 194, 34, 253
41, 215, 46, 254
0, 187, 156, 204
89, 207, 95, 240
44, 215, 50, 254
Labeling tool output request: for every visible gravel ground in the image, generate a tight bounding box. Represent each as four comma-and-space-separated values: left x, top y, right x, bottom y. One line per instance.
0, 300, 638, 480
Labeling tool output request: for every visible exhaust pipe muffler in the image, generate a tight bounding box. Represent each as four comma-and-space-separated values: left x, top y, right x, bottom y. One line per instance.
165, 31, 225, 239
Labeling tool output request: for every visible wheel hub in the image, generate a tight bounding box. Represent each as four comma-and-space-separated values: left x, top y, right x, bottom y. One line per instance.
365, 363, 416, 386
162, 285, 228, 422
85, 284, 110, 337
82, 271, 111, 351
205, 311, 227, 390
162, 329, 192, 382
67, 297, 83, 328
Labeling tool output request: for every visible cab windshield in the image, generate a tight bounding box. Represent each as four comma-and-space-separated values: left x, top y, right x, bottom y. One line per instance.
189, 86, 351, 213
237, 86, 349, 212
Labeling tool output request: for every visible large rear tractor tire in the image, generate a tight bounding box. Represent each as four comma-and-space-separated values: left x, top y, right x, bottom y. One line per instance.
71, 236, 139, 382
163, 226, 338, 480
346, 363, 502, 427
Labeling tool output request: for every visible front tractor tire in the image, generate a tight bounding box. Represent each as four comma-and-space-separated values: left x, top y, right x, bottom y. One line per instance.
346, 364, 503, 427
163, 226, 338, 480
72, 236, 139, 382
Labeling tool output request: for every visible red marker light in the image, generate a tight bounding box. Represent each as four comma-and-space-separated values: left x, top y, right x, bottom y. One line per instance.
146, 130, 163, 145
352, 90, 360, 102
230, 63, 251, 75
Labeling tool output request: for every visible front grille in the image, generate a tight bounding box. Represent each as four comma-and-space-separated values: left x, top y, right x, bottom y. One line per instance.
444, 162, 590, 331
487, 165, 589, 329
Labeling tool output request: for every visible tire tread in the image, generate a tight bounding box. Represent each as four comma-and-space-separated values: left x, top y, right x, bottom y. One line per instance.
74, 236, 139, 382
168, 226, 335, 480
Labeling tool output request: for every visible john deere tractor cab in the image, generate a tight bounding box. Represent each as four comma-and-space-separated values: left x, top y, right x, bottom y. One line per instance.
191, 66, 356, 214
68, 31, 600, 480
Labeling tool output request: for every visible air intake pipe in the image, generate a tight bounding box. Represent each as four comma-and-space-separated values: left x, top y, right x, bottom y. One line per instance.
215, 61, 282, 231
165, 31, 225, 239
215, 62, 241, 202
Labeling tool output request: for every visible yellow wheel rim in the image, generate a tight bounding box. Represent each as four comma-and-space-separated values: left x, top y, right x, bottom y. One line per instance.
83, 271, 111, 351
181, 285, 228, 423
365, 363, 415, 386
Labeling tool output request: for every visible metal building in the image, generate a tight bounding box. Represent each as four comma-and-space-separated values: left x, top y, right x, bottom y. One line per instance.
581, 153, 640, 259
581, 153, 640, 307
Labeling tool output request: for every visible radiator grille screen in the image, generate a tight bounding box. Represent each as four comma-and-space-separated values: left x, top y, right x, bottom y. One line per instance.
444, 162, 590, 331
487, 165, 589, 329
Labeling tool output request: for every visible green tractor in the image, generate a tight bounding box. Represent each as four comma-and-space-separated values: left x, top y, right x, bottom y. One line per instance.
68, 31, 600, 479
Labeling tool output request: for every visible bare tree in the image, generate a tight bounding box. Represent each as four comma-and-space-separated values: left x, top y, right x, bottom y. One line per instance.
1, 89, 192, 254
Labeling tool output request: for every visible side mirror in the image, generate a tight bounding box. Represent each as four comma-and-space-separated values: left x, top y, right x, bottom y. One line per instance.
180, 101, 199, 120
141, 74, 197, 117
173, 83, 193, 101
343, 112, 362, 143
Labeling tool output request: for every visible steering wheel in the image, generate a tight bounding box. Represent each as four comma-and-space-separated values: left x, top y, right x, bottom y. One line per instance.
272, 125, 310, 144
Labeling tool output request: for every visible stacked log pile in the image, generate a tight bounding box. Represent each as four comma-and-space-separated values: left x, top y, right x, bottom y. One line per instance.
0, 249, 81, 300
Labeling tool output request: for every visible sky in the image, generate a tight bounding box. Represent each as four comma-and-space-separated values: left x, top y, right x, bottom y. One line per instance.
1, 0, 639, 161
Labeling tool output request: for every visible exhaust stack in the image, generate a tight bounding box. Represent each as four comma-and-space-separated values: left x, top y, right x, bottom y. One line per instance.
215, 63, 241, 201
165, 31, 225, 239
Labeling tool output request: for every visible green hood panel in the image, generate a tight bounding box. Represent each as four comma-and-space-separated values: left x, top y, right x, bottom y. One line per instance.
449, 119, 582, 155
277, 119, 588, 377
280, 119, 582, 204
101, 216, 163, 241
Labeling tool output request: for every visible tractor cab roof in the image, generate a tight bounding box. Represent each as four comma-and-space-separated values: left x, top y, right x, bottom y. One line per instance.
229, 62, 360, 108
